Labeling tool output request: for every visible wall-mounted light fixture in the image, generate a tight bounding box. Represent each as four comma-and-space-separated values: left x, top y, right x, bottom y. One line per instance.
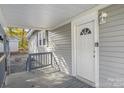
99, 12, 108, 24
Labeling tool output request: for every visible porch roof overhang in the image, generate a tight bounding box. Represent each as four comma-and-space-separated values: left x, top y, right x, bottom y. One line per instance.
0, 4, 97, 30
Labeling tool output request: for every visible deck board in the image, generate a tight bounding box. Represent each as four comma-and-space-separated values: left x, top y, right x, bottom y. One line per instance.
5, 66, 92, 88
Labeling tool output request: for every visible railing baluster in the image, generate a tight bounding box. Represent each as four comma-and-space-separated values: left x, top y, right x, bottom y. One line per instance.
39, 54, 40, 66
44, 54, 45, 65
27, 52, 53, 71
35, 55, 36, 67
33, 55, 35, 68
40, 54, 41, 66
44, 55, 46, 66
37, 54, 40, 66
36, 54, 39, 67
45, 54, 46, 66
46, 54, 47, 65
48, 54, 49, 65
29, 55, 31, 71
41, 54, 42, 66
45, 54, 47, 65
42, 55, 44, 66
40, 54, 42, 66
51, 52, 52, 66
35, 54, 36, 67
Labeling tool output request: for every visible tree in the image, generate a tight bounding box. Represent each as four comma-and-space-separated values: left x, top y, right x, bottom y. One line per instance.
6, 27, 28, 52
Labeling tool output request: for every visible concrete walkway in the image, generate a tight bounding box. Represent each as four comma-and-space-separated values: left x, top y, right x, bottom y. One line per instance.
5, 66, 92, 88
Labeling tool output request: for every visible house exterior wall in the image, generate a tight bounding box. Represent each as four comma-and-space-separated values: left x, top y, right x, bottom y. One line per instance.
28, 32, 38, 53
48, 23, 72, 74
9, 39, 18, 52
37, 30, 48, 53
0, 39, 18, 53
99, 5, 124, 87
28, 30, 48, 53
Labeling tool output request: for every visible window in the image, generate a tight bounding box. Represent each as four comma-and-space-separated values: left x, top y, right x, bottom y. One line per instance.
38, 31, 47, 47
39, 39, 42, 46
43, 39, 46, 45
80, 28, 91, 35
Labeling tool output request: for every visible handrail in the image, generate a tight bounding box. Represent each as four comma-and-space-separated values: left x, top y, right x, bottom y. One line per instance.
26, 52, 53, 71
29, 52, 52, 55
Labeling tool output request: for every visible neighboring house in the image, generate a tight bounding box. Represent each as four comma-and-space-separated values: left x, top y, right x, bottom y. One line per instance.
8, 37, 18, 53
27, 30, 48, 53
27, 30, 39, 53
0, 36, 18, 53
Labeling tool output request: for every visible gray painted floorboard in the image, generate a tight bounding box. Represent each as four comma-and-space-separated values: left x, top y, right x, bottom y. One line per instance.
5, 54, 93, 88
5, 66, 92, 88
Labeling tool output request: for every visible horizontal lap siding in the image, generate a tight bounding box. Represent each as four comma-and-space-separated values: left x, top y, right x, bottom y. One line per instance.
48, 23, 72, 74
99, 5, 124, 87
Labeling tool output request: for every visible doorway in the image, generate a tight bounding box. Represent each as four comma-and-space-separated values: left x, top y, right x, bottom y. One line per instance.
76, 21, 95, 84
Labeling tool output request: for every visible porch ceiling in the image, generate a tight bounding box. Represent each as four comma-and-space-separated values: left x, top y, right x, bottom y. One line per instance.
0, 4, 97, 29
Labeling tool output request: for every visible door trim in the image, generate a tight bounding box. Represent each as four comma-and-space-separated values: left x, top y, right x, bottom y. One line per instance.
71, 12, 99, 87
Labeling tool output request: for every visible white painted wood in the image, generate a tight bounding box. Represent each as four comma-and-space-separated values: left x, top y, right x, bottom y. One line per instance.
76, 21, 95, 82
0, 4, 96, 29
71, 11, 99, 87
9, 40, 18, 52
28, 33, 38, 53
71, 5, 112, 88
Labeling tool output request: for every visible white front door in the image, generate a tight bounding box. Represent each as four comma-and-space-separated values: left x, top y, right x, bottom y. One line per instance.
76, 21, 95, 82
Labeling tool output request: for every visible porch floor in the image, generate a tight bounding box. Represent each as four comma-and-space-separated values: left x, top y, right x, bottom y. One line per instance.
5, 66, 92, 88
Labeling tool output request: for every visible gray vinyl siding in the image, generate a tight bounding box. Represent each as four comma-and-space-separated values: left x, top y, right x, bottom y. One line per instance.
48, 23, 72, 74
28, 32, 38, 53
99, 5, 124, 87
